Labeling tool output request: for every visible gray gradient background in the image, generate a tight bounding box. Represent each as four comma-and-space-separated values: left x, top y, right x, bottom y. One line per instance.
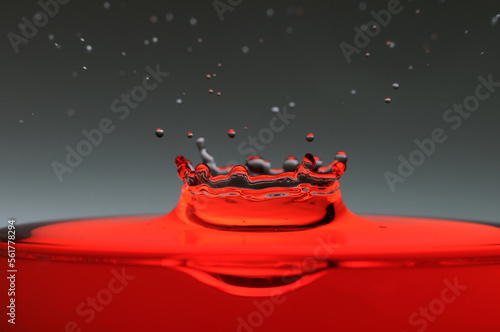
1, 0, 499, 226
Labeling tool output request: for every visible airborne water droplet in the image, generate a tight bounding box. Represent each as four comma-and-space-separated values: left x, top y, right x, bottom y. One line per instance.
206, 74, 211, 79
392, 83, 399, 90
271, 106, 279, 113
227, 129, 236, 138
176, 98, 182, 104
242, 46, 249, 54
155, 128, 164, 138
187, 132, 194, 139
385, 97, 392, 103
217, 91, 221, 96
306, 133, 315, 142
209, 89, 213, 94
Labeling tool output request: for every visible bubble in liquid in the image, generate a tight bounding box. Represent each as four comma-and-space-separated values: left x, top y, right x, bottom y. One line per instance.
176, 98, 182, 104
155, 128, 164, 138
189, 17, 197, 26
306, 133, 315, 142
392, 83, 400, 90
385, 97, 392, 104
217, 91, 221, 96
242, 46, 249, 54
271, 106, 280, 113
166, 13, 174, 22
187, 132, 194, 139
227, 129, 236, 138
103, 2, 110, 9
209, 89, 213, 94
206, 74, 211, 79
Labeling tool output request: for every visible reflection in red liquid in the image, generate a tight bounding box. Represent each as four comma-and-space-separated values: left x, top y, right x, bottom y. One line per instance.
1, 143, 499, 331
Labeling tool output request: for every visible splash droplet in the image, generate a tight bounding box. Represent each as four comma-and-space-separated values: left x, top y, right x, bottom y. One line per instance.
266, 8, 274, 18
271, 106, 279, 113
206, 74, 211, 79
242, 46, 249, 54
217, 62, 222, 67
189, 17, 197, 26
150, 15, 158, 23
385, 97, 392, 104
227, 129, 236, 139
48, 34, 55, 40
217, 91, 221, 96
392, 83, 399, 90
166, 13, 174, 22
152, 37, 158, 43
176, 98, 182, 104
187, 132, 194, 139
103, 1, 110, 9
350, 89, 357, 95
209, 89, 213, 94
85, 45, 93, 53
155, 128, 164, 138
365, 52, 370, 57
82, 66, 87, 71
306, 133, 315, 142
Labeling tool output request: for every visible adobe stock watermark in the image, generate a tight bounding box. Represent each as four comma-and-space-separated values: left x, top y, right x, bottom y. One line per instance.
51, 64, 169, 182
236, 234, 340, 332
213, 0, 243, 21
404, 277, 467, 332
7, 0, 71, 54
236, 103, 297, 157
65, 267, 135, 332
384, 73, 500, 192
339, 0, 403, 64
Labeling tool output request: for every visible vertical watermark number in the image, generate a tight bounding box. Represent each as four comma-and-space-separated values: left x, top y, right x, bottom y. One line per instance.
6, 218, 17, 325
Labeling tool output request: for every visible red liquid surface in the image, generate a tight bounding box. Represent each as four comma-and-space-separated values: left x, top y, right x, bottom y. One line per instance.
2, 150, 499, 331
2, 207, 500, 332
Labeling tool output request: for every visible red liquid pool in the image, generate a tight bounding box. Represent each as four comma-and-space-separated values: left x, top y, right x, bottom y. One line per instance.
1, 141, 499, 331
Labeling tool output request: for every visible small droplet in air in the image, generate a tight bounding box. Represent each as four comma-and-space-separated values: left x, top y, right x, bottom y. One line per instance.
85, 45, 93, 53
227, 129, 236, 138
415, 9, 421, 14
187, 132, 194, 139
288, 101, 296, 108
242, 46, 249, 54
176, 98, 182, 104
385, 97, 392, 104
209, 89, 213, 94
266, 8, 274, 18
197, 37, 203, 43
121, 51, 126, 56
365, 52, 370, 57
189, 17, 197, 26
150, 15, 158, 23
217, 91, 221, 96
82, 66, 87, 71
155, 128, 164, 138
350, 89, 357, 95
152, 37, 158, 43
144, 39, 150, 46
271, 106, 279, 113
392, 83, 400, 90
166, 13, 174, 22
103, 2, 110, 9
359, 2, 367, 11
54, 43, 61, 49
48, 34, 55, 40
206, 74, 211, 79
306, 133, 315, 142
217, 62, 222, 67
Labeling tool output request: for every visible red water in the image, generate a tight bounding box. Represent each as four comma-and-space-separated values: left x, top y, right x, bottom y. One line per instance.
1, 147, 499, 331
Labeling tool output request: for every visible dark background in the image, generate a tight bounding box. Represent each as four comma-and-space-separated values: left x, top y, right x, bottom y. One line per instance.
1, 0, 499, 225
